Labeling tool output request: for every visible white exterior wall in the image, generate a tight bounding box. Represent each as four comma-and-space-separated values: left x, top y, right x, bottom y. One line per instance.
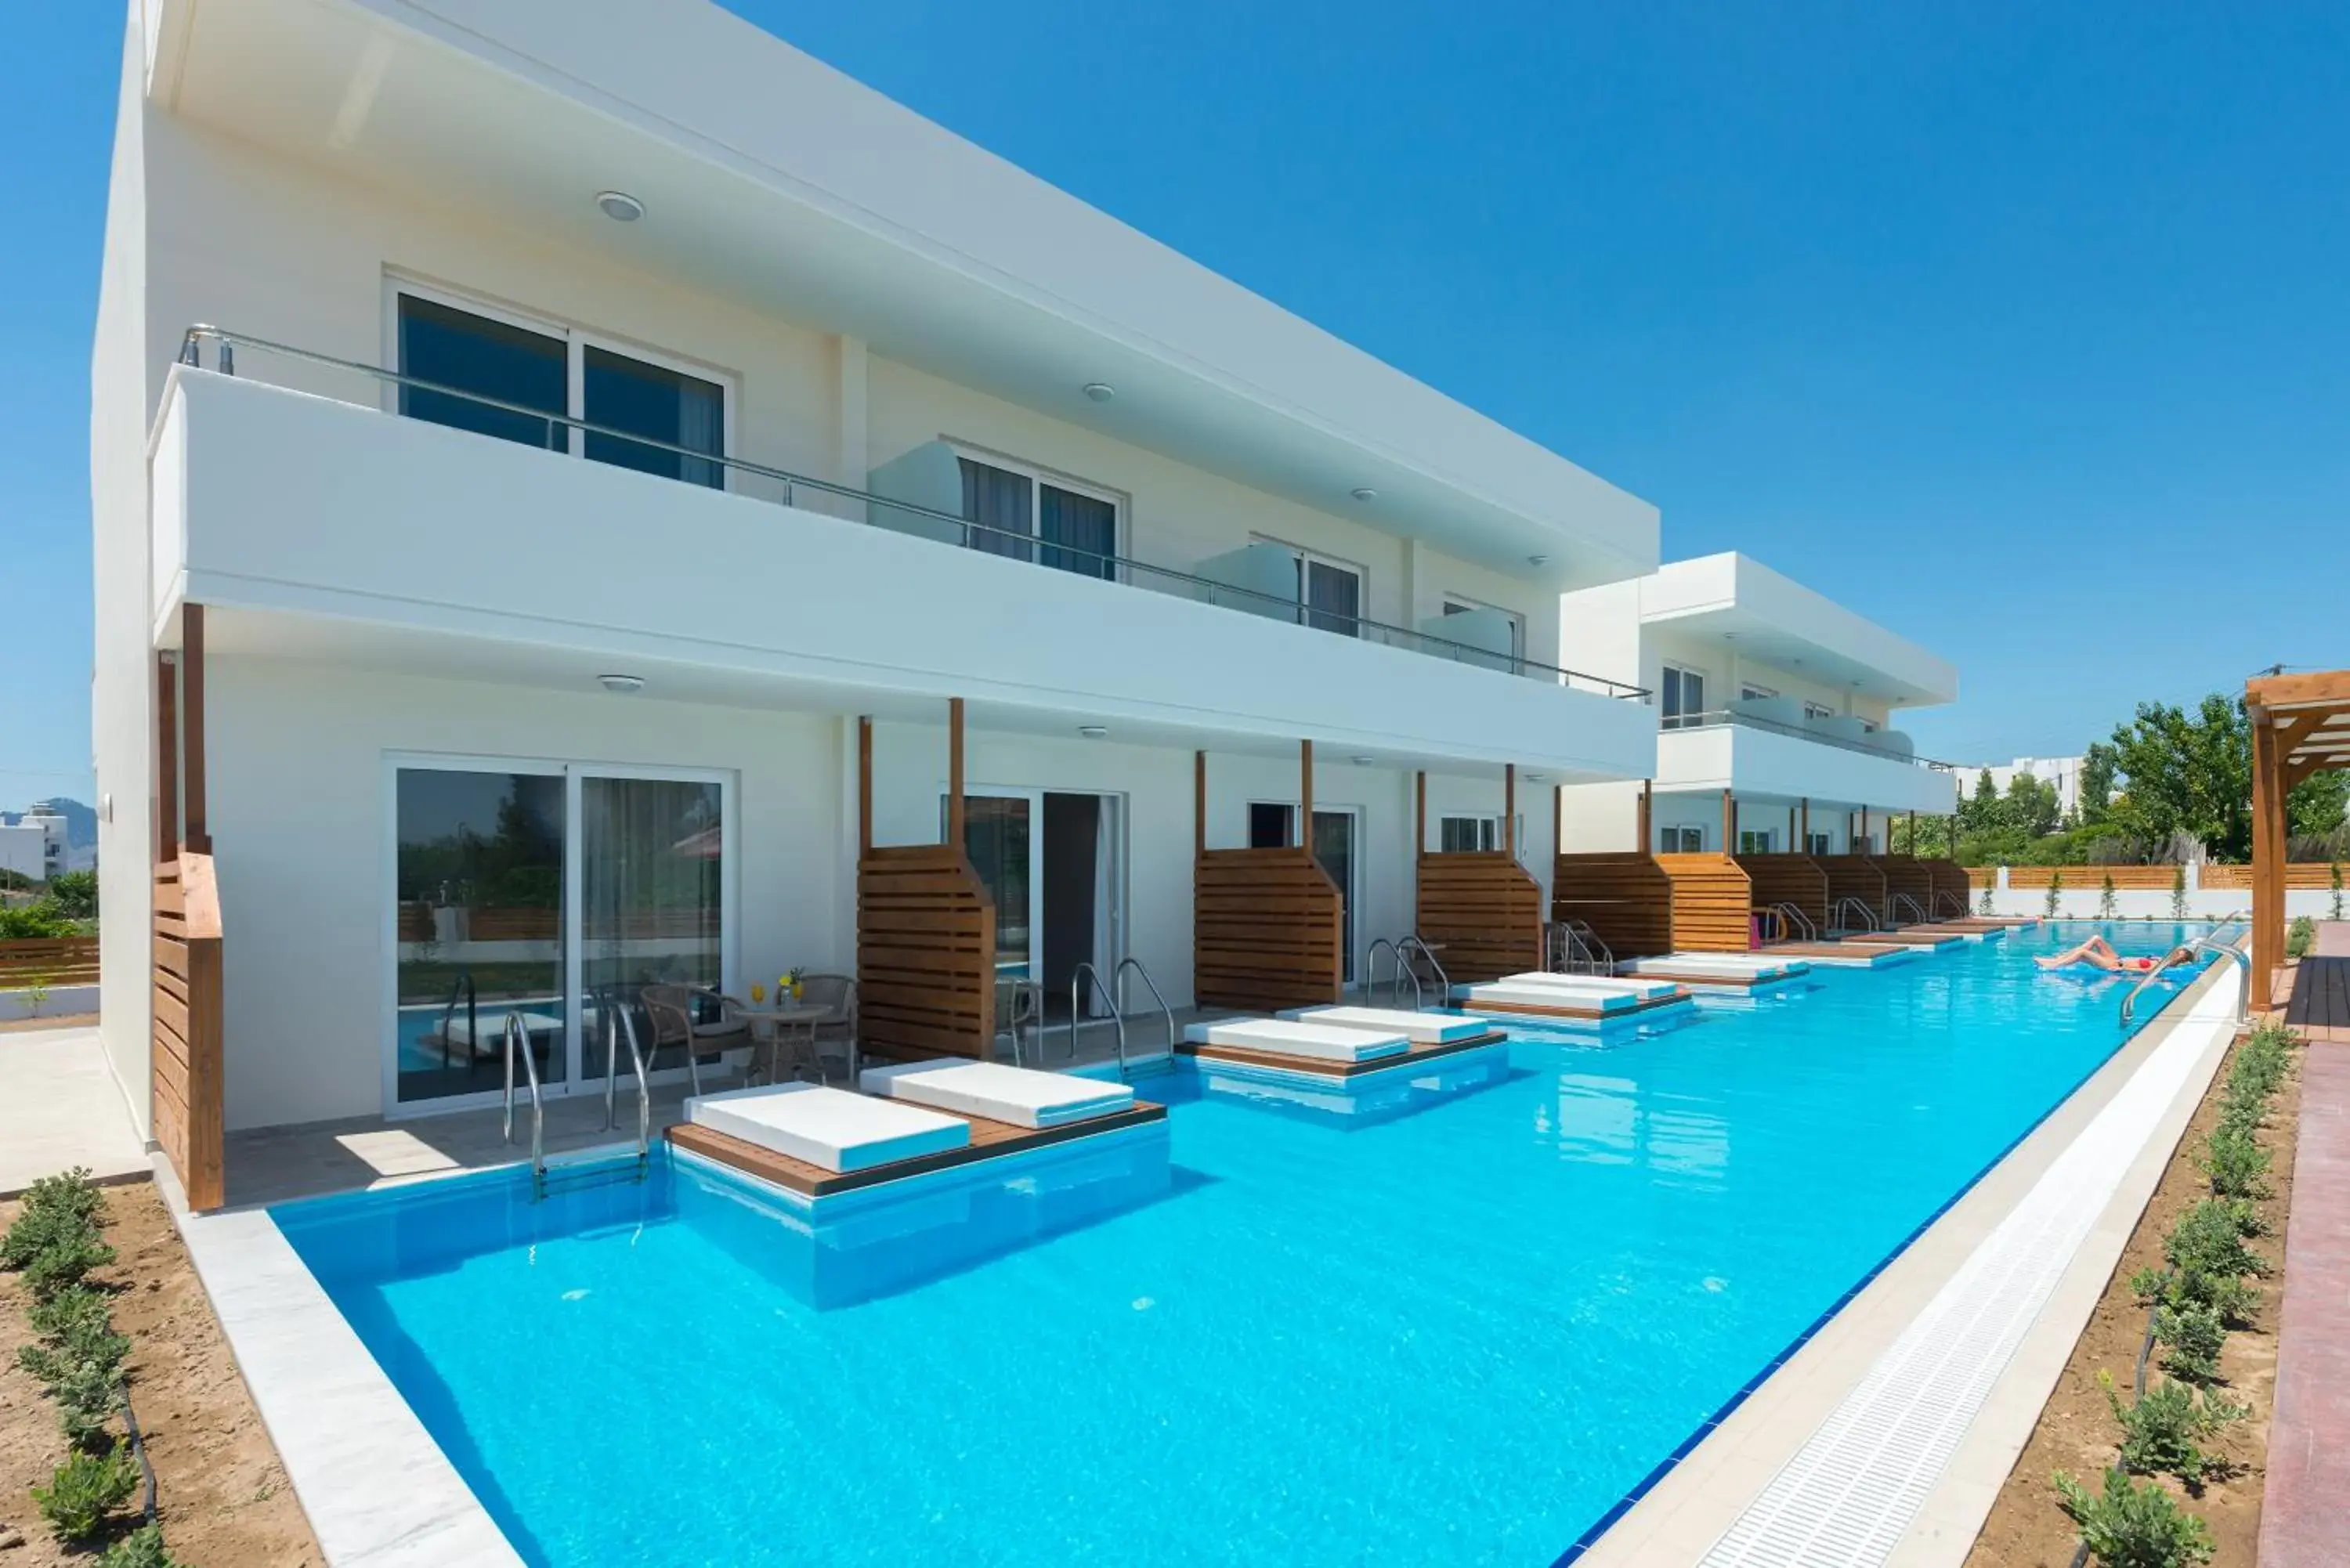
0, 825, 49, 883
1643, 629, 1896, 729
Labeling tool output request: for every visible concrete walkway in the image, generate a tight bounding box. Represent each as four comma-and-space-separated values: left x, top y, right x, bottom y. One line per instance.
0, 1023, 149, 1198
2259, 1023, 2350, 1566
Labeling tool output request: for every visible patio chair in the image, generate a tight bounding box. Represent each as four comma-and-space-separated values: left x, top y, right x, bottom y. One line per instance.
641, 983, 750, 1095
797, 973, 859, 1084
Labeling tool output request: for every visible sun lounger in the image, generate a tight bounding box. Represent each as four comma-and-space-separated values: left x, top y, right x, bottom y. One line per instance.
1625, 954, 1804, 981
1456, 981, 1647, 1014
859, 1060, 1136, 1129
1279, 1006, 1494, 1044
686, 1082, 969, 1172
1491, 972, 1683, 1001
1182, 1018, 1411, 1063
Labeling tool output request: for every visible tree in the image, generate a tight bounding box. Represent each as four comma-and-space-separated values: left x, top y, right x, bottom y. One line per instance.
2104, 694, 2348, 860
45, 870, 96, 922
2080, 742, 2118, 824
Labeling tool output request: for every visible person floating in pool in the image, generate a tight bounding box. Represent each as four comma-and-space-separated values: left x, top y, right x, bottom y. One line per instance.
2036, 934, 2194, 974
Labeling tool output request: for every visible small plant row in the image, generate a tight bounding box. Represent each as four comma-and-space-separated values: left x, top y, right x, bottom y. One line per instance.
2051, 1021, 2296, 1567
2, 1169, 183, 1566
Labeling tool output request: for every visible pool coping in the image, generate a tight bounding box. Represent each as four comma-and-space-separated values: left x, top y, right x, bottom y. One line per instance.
152, 1151, 525, 1567
1567, 952, 2240, 1567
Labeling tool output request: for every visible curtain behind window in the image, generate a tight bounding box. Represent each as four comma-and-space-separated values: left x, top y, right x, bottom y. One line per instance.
1303, 559, 1361, 637
960, 458, 1034, 561
1039, 483, 1115, 579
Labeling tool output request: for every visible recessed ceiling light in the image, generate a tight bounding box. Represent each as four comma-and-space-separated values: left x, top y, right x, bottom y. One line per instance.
1524, 771, 1546, 782
598, 673, 645, 694
1528, 554, 1549, 567
1723, 632, 1738, 641
1350, 755, 1375, 766
1078, 724, 1108, 739
1350, 487, 1377, 502
1082, 382, 1115, 403
596, 191, 644, 222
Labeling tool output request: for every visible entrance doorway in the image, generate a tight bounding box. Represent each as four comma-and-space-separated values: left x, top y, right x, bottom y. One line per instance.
1249, 801, 1361, 981
949, 788, 1123, 1020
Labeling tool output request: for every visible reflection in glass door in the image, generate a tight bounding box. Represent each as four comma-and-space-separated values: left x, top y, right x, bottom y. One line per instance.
580, 776, 725, 1084
393, 768, 568, 1106
1247, 802, 1361, 981
953, 793, 1036, 981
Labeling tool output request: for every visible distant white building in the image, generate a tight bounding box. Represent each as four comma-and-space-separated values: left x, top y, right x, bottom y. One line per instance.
0, 822, 45, 882
1955, 756, 2086, 819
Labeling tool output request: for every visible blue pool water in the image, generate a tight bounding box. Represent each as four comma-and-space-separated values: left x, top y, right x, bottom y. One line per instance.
276, 923, 2214, 1567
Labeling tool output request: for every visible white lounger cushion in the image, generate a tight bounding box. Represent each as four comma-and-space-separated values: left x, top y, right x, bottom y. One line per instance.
688, 1083, 968, 1172
859, 1060, 1135, 1129
1459, 982, 1641, 1013
1183, 1018, 1410, 1063
1627, 955, 1800, 977
1282, 1006, 1491, 1044
1493, 973, 1682, 1001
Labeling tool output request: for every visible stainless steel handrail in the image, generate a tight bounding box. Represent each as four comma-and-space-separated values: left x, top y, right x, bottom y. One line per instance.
1548, 919, 1614, 976
1768, 901, 1818, 943
1362, 938, 1421, 1008
1889, 892, 1931, 927
501, 1011, 545, 1197
1658, 706, 1955, 771
1831, 896, 1881, 934
1397, 936, 1451, 1006
599, 992, 655, 1171
1112, 956, 1172, 1079
1066, 962, 1129, 1078
172, 325, 1650, 700
436, 969, 476, 1071
2120, 931, 2251, 1026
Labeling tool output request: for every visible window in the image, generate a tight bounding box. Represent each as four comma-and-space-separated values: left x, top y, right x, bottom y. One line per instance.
1741, 683, 1777, 702
1254, 537, 1364, 638
1660, 825, 1704, 853
1803, 701, 1836, 721
1860, 718, 1878, 734
1739, 829, 1777, 854
393, 289, 728, 489
1438, 815, 1526, 853
1806, 831, 1833, 855
1661, 666, 1707, 729
957, 454, 1119, 580
1441, 596, 1527, 665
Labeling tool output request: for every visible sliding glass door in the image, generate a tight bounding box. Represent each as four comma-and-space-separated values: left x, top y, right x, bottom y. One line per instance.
389, 760, 732, 1114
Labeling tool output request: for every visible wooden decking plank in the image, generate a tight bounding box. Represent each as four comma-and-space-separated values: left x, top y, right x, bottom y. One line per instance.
669, 1100, 1166, 1198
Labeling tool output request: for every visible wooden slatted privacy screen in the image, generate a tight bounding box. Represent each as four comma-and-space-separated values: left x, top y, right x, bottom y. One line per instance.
856, 844, 996, 1061
2200, 862, 2341, 891
1816, 856, 1890, 928
0, 938, 100, 987
1553, 853, 1675, 958
1736, 854, 1829, 937
2007, 865, 2189, 890
1415, 852, 1544, 982
1657, 854, 1755, 952
1922, 859, 1973, 913
1195, 848, 1343, 1013
152, 855, 224, 1212
1965, 865, 2000, 889
1877, 855, 1938, 921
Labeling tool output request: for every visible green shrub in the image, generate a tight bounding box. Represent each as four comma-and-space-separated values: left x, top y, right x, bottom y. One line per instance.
2045, 871, 2065, 918
2103, 1372, 2247, 1485
2099, 874, 2119, 919
2170, 865, 2188, 922
2333, 861, 2345, 923
2154, 1302, 2228, 1385
20, 1232, 118, 1300
28, 1283, 113, 1345
1979, 877, 1997, 916
2054, 1469, 2213, 1566
2287, 916, 2316, 959
2164, 1200, 2268, 1281
32, 1442, 139, 1542
2196, 1129, 2272, 1200
99, 1523, 183, 1568
2168, 1268, 2261, 1328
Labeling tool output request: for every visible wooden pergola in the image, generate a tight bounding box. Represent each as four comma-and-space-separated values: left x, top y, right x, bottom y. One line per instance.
2247, 669, 2350, 999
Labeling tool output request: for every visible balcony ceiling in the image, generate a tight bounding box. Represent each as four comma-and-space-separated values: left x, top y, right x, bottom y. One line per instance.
150, 0, 1658, 588
1640, 554, 1958, 707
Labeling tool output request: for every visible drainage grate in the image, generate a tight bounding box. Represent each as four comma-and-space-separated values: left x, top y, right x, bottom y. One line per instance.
1699, 973, 2241, 1567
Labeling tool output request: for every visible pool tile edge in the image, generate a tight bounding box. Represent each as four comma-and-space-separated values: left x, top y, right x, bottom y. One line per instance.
152, 1154, 525, 1568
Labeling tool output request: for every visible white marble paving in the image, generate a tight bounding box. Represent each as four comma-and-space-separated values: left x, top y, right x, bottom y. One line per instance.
157, 1158, 522, 1568
0, 1024, 150, 1194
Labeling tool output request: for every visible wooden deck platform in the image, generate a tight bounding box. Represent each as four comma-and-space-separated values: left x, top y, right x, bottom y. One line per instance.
1858, 927, 1970, 947
1452, 988, 1695, 1022
2281, 956, 2350, 1045
1178, 1030, 1510, 1080
1625, 964, 1803, 990
668, 1100, 1166, 1201
1764, 940, 1911, 965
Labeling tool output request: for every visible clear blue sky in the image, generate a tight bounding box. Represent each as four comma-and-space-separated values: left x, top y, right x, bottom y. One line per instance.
5, 2, 2346, 807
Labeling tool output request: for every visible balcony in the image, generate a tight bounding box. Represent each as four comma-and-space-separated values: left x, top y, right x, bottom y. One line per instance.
1655, 702, 1957, 814
145, 330, 1657, 779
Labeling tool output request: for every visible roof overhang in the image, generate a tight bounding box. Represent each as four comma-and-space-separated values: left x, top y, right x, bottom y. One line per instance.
1636, 553, 1958, 708
143, 0, 1659, 587
2247, 670, 2350, 788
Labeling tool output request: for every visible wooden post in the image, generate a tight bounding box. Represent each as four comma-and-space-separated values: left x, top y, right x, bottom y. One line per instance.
857, 717, 873, 854
1907, 811, 1917, 855
1553, 782, 1564, 858
1800, 797, 1810, 854
1504, 764, 1517, 856
2251, 712, 2281, 1000
1788, 804, 1797, 851
1720, 789, 1734, 854
182, 603, 209, 852
155, 652, 179, 856
1299, 739, 1314, 845
1415, 771, 1426, 856
946, 699, 965, 851
1638, 780, 1653, 853
1195, 750, 1207, 859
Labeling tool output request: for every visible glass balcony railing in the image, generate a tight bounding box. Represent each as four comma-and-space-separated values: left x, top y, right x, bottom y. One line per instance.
1658, 705, 1954, 771
175, 326, 1649, 700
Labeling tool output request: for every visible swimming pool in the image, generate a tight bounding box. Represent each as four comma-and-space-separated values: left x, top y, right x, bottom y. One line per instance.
274, 922, 2214, 1567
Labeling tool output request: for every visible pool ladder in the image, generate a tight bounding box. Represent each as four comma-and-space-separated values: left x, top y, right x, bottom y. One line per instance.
1059, 956, 1173, 1082
1361, 935, 1452, 1008
1547, 919, 1615, 976
1765, 902, 1817, 944
1831, 896, 1882, 936
501, 1002, 654, 1202
2118, 923, 2250, 1027
1890, 892, 1932, 927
